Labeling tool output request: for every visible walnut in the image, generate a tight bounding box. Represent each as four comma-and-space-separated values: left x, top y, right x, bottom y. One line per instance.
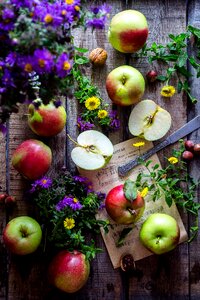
89, 48, 107, 66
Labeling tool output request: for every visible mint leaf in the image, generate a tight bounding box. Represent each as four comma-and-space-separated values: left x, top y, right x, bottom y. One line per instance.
123, 179, 137, 202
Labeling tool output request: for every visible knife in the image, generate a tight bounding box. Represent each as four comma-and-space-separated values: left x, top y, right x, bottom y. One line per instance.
118, 115, 200, 177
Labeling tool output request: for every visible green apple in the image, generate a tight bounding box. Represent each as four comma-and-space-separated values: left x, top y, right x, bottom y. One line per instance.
28, 99, 67, 137
139, 213, 180, 255
3, 216, 42, 255
106, 65, 145, 106
128, 99, 172, 141
108, 10, 148, 53
71, 130, 114, 171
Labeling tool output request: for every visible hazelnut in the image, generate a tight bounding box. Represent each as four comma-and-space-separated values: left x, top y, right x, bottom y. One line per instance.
89, 48, 107, 66
120, 254, 135, 272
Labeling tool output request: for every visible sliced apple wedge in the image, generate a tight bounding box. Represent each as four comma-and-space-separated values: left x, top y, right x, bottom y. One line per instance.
71, 130, 114, 171
128, 100, 172, 141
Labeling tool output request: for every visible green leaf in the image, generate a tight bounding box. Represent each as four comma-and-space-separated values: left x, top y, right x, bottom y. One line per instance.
177, 80, 183, 93
116, 227, 133, 247
75, 46, 89, 53
177, 52, 188, 68
156, 75, 167, 81
123, 179, 137, 202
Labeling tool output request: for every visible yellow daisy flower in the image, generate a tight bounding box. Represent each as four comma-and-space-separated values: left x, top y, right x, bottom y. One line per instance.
140, 187, 149, 198
98, 109, 108, 119
64, 217, 75, 230
168, 156, 178, 164
85, 96, 101, 111
161, 85, 176, 97
132, 142, 145, 147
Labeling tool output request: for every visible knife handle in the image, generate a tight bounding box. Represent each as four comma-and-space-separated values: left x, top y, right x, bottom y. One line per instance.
118, 139, 170, 177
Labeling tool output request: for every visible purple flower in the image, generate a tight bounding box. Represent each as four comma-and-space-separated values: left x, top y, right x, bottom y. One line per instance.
73, 175, 89, 183
98, 4, 111, 15
0, 124, 7, 137
109, 110, 120, 130
33, 2, 63, 27
5, 52, 18, 67
0, 8, 15, 31
10, 0, 40, 9
30, 176, 52, 192
56, 53, 73, 78
33, 49, 54, 74
19, 55, 34, 73
86, 17, 106, 30
2, 69, 15, 87
77, 116, 95, 132
56, 196, 82, 211
35, 177, 52, 188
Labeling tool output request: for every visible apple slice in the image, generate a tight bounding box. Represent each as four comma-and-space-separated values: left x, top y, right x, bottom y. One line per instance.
128, 100, 172, 141
71, 130, 114, 171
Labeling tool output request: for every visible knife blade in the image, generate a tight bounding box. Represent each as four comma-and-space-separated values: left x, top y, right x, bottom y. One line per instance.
118, 115, 200, 177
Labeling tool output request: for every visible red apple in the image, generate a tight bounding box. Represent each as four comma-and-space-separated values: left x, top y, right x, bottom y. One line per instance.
3, 216, 42, 255
11, 139, 52, 180
28, 99, 67, 137
108, 10, 148, 53
106, 65, 145, 106
105, 180, 145, 225
48, 250, 90, 293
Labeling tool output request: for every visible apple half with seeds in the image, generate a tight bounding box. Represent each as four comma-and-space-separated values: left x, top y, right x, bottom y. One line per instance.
128, 99, 172, 141
71, 130, 114, 171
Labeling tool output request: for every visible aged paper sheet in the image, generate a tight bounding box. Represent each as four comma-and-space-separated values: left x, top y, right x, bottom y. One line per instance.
80, 138, 188, 269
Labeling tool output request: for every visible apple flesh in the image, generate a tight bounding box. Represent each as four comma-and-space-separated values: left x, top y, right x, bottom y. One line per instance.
106, 65, 145, 106
128, 99, 172, 141
71, 130, 114, 171
105, 184, 145, 225
108, 10, 148, 53
11, 139, 52, 180
3, 216, 42, 255
48, 250, 90, 293
139, 213, 180, 255
28, 99, 67, 137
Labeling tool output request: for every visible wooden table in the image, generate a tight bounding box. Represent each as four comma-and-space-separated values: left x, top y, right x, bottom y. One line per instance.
1, 0, 200, 299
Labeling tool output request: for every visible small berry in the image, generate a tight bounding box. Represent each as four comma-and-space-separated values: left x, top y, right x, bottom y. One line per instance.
0, 193, 8, 203
146, 70, 158, 83
182, 150, 194, 161
184, 140, 195, 152
5, 196, 16, 207
193, 143, 200, 156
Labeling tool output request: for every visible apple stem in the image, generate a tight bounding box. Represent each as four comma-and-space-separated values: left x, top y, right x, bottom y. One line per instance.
156, 236, 161, 244
128, 208, 136, 215
67, 134, 85, 148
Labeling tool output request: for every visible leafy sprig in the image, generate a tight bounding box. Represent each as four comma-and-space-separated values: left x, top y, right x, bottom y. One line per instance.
139, 25, 200, 104
134, 140, 199, 242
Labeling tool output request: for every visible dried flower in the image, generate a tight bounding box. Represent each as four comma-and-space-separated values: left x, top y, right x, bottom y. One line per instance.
140, 187, 148, 198
98, 109, 108, 119
168, 156, 179, 164
161, 85, 176, 97
85, 96, 101, 110
133, 142, 145, 147
64, 217, 75, 230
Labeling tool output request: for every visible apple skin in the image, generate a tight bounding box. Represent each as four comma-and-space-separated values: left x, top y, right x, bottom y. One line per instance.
28, 100, 67, 137
139, 213, 180, 255
48, 250, 90, 293
105, 184, 145, 225
11, 139, 52, 180
2, 216, 42, 255
106, 65, 145, 106
108, 10, 148, 53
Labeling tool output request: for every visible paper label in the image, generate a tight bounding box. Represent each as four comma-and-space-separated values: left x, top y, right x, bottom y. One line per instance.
80, 138, 188, 269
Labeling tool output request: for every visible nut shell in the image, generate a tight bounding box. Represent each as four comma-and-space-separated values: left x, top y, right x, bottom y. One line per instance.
89, 48, 107, 66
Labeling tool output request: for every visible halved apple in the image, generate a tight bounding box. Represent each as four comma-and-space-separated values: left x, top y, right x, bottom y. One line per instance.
128, 100, 172, 141
71, 130, 114, 171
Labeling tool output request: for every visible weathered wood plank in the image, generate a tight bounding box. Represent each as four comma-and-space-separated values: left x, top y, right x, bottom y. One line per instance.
187, 1, 200, 299
0, 128, 8, 299
7, 103, 66, 300
127, 0, 189, 298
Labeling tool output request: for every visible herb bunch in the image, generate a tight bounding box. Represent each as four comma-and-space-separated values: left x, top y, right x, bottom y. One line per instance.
134, 141, 200, 242
139, 25, 200, 104
30, 171, 109, 261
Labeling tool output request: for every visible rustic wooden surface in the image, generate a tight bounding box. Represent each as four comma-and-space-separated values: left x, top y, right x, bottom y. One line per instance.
0, 0, 200, 299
